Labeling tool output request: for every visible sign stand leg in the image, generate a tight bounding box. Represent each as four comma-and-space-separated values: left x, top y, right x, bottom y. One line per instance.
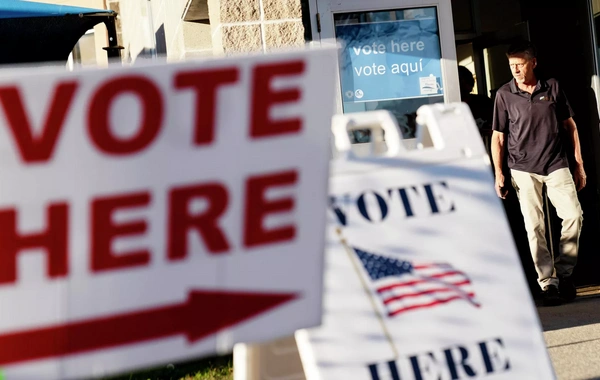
233, 336, 306, 380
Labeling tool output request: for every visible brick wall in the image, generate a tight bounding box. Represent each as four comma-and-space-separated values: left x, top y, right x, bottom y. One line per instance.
65, 0, 307, 64
111, 0, 214, 62
208, 0, 305, 54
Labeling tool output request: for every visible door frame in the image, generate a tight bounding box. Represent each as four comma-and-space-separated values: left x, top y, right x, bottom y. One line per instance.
314, 0, 460, 113
469, 21, 530, 97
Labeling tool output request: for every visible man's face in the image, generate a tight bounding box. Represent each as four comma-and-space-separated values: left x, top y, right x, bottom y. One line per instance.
508, 53, 536, 84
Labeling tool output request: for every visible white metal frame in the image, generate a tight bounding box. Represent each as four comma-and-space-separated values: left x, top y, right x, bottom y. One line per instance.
306, 0, 321, 43
314, 0, 460, 114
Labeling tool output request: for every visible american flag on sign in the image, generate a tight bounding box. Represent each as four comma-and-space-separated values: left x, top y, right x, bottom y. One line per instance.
353, 247, 480, 317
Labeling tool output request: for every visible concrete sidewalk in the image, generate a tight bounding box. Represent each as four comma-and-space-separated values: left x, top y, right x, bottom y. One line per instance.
538, 287, 600, 380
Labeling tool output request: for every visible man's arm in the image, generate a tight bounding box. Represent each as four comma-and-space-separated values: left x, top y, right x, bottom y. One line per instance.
563, 117, 586, 191
491, 131, 508, 199
491, 92, 509, 198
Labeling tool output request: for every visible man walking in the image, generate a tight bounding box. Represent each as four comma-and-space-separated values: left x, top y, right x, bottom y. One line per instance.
491, 40, 585, 306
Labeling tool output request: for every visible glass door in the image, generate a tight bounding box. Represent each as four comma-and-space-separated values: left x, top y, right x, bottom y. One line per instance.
318, 0, 459, 140
591, 0, 600, 117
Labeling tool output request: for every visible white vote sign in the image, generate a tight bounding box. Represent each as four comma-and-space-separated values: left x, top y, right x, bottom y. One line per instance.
0, 48, 336, 379
297, 106, 555, 380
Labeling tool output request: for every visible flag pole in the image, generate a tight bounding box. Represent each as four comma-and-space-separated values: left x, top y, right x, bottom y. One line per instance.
336, 227, 399, 359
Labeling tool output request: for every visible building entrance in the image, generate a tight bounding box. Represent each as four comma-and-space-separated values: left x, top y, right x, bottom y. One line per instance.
455, 1, 600, 289
314, 0, 600, 289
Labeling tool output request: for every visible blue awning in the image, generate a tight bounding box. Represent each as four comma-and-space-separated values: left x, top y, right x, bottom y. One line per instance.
0, 0, 114, 19
0, 0, 119, 65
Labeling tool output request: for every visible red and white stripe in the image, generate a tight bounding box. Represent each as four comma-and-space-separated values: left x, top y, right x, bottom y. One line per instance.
375, 263, 479, 316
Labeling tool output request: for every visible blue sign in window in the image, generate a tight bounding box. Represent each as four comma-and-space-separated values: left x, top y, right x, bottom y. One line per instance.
335, 7, 444, 139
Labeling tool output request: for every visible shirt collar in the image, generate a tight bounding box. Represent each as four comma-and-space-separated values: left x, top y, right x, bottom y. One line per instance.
510, 78, 546, 93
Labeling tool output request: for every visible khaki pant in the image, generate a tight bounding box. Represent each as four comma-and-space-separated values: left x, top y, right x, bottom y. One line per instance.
511, 168, 583, 290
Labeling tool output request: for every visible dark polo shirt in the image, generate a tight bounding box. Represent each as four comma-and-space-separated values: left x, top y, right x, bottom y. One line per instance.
492, 78, 573, 175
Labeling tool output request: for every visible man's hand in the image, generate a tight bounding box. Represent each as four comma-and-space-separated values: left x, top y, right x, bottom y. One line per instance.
573, 164, 586, 191
495, 172, 508, 199
563, 118, 585, 191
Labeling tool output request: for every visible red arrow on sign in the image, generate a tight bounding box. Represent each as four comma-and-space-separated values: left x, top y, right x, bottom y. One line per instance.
0, 290, 296, 366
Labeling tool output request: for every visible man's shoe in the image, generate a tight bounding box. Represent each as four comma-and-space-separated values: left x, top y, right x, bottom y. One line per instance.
542, 285, 562, 306
559, 276, 577, 302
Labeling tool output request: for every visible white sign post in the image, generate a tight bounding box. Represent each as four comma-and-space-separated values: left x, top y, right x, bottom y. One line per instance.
0, 48, 336, 379
297, 105, 555, 380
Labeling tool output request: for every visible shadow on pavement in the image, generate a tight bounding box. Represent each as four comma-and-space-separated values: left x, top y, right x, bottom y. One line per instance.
537, 294, 600, 332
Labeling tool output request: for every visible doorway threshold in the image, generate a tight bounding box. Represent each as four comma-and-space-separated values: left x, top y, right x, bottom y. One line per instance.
577, 285, 600, 298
